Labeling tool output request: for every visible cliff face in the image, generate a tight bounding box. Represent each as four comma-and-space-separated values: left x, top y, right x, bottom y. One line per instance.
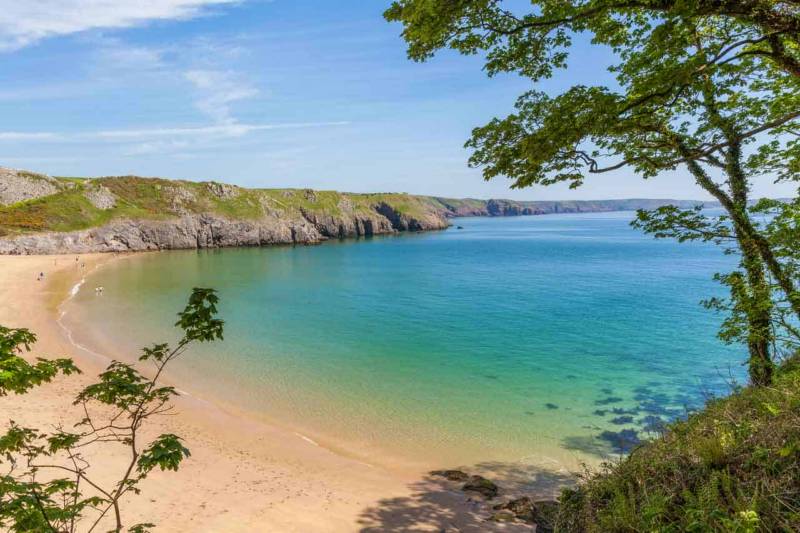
0, 210, 449, 255
0, 168, 708, 255
0, 171, 452, 254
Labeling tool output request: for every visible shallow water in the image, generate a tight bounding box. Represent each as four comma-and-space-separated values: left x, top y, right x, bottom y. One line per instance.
65, 212, 745, 471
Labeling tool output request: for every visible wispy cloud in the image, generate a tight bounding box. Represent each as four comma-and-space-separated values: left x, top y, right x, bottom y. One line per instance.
0, 121, 350, 142
93, 121, 350, 139
0, 0, 243, 51
184, 69, 258, 124
0, 132, 61, 140
94, 38, 167, 72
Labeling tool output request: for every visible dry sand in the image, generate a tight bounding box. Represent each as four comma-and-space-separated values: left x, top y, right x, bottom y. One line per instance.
0, 253, 536, 532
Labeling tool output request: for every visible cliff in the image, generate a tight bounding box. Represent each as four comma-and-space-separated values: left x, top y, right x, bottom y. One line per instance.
0, 168, 708, 255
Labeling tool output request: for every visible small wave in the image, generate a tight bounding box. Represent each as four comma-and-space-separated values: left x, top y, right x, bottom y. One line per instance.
56, 264, 113, 366
69, 277, 85, 298
294, 432, 320, 446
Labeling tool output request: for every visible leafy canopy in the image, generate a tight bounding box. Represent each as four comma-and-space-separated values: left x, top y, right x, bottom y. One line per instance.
386, 1, 800, 190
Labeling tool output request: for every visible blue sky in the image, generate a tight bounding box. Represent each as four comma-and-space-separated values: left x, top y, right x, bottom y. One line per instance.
0, 1, 793, 200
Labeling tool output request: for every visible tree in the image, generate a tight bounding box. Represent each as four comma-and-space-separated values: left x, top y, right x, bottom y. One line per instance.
386, 0, 800, 385
0, 288, 224, 532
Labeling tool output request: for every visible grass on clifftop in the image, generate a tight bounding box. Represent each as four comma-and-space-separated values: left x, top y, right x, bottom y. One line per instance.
556, 355, 800, 532
0, 186, 113, 233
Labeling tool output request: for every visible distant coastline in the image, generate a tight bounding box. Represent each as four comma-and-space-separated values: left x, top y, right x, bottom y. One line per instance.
0, 166, 713, 255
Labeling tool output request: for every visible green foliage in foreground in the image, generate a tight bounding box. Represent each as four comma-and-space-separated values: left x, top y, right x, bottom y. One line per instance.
0, 288, 224, 533
556, 355, 800, 532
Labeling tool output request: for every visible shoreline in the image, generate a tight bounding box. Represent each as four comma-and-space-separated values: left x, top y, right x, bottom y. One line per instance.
57, 246, 595, 477
1, 253, 415, 531
0, 253, 547, 531
57, 253, 403, 472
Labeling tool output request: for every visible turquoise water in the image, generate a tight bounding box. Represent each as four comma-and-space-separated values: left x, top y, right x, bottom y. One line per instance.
66, 212, 744, 471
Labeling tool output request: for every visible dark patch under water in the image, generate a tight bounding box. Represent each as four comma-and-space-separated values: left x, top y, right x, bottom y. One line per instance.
599, 429, 641, 453
610, 415, 634, 425
571, 382, 712, 458
612, 407, 639, 415
595, 396, 624, 405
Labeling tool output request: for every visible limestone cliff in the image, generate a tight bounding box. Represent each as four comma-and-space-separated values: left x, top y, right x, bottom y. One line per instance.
0, 169, 709, 255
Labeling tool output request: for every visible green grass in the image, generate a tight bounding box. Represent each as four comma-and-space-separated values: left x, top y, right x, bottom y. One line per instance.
556, 355, 800, 532
363, 193, 447, 219
53, 176, 89, 184
260, 189, 350, 217
0, 185, 112, 232
210, 189, 265, 219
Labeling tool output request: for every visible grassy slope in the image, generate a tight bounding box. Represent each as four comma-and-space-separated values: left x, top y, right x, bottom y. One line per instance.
556, 356, 800, 532
0, 176, 449, 236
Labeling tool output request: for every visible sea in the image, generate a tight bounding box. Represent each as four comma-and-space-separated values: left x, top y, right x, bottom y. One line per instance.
63, 211, 745, 474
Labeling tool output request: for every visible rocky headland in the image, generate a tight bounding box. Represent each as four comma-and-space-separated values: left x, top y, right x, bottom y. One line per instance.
0, 167, 708, 255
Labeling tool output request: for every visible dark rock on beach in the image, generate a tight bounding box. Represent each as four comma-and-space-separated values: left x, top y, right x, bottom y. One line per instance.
430, 469, 470, 482
490, 497, 559, 530
462, 475, 499, 499
492, 496, 536, 523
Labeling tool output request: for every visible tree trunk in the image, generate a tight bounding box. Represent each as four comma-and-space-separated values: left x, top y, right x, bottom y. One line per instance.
682, 153, 775, 385
738, 233, 774, 386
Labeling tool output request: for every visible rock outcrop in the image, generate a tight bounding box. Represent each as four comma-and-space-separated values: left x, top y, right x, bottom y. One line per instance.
84, 184, 116, 210
0, 167, 65, 206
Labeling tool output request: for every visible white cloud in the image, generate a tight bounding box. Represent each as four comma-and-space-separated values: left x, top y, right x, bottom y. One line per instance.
184, 69, 258, 124
0, 0, 242, 50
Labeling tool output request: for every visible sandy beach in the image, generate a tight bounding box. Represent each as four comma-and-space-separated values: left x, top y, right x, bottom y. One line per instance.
0, 253, 536, 532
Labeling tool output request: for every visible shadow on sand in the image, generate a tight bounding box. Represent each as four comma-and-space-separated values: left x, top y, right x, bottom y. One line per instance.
357, 462, 577, 532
